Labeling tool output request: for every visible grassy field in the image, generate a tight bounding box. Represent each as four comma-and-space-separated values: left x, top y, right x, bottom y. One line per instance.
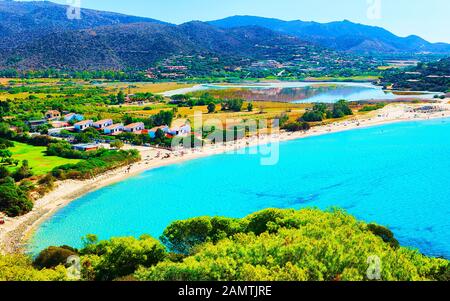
5, 142, 82, 176
102, 82, 195, 94
303, 75, 380, 82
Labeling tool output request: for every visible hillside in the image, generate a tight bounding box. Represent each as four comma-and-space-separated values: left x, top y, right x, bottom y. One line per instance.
381, 57, 450, 92
0, 1, 447, 72
0, 20, 320, 70
0, 0, 166, 51
209, 16, 450, 54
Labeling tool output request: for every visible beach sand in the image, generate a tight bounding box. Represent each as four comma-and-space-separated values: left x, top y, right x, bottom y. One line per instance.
1, 100, 450, 254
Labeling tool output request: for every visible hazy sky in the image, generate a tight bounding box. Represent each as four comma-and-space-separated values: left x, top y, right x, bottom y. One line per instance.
24, 0, 450, 43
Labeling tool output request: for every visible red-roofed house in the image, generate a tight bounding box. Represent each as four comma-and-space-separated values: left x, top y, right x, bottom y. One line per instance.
45, 110, 61, 121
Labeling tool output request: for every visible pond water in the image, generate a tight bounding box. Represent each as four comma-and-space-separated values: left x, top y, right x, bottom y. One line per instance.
162, 82, 438, 103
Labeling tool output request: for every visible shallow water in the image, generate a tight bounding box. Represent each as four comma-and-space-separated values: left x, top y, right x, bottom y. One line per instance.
162, 82, 437, 103
30, 118, 450, 258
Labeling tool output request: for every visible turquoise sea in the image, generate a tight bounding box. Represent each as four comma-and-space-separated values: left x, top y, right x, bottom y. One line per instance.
30, 118, 450, 258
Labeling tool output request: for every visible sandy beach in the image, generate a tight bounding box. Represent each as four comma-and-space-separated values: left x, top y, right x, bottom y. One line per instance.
1, 100, 450, 254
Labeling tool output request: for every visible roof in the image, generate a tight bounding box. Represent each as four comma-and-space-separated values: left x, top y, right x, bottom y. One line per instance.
75, 120, 93, 126
105, 123, 124, 130
124, 122, 145, 129
46, 110, 60, 114
50, 121, 69, 126
73, 144, 99, 149
93, 119, 113, 125
150, 125, 169, 132
29, 119, 47, 123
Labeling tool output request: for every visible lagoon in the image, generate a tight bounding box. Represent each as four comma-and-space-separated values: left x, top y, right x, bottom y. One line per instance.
162, 82, 438, 103
30, 118, 450, 258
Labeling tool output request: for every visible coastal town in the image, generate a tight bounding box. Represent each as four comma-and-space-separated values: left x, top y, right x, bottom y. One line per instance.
1, 90, 450, 254
1, 0, 450, 285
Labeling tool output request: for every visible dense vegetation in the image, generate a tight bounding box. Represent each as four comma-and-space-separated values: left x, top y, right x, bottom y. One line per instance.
0, 120, 141, 216
0, 254, 68, 281
300, 100, 353, 122
8, 208, 447, 282
52, 149, 140, 180
0, 177, 33, 216
0, 2, 386, 79
381, 57, 450, 92
209, 16, 450, 54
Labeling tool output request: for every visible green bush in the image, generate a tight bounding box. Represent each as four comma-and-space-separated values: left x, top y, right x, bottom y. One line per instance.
367, 223, 400, 249
161, 216, 244, 254
12, 160, 33, 181
137, 209, 449, 281
34, 246, 78, 269
0, 178, 33, 216
282, 122, 311, 132
52, 149, 140, 180
0, 254, 68, 281
80, 235, 167, 281
301, 111, 324, 122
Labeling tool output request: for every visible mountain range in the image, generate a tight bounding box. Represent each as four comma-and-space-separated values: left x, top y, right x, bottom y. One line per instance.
0, 1, 449, 71
209, 16, 450, 54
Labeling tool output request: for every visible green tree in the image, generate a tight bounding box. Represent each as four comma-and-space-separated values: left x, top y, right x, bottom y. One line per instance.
207, 102, 216, 114
0, 254, 68, 281
222, 99, 243, 112
110, 140, 124, 150
0, 149, 12, 163
333, 100, 353, 118
34, 246, 78, 269
0, 179, 33, 216
13, 160, 33, 182
161, 216, 244, 254
80, 236, 167, 281
148, 110, 174, 127
136, 209, 450, 281
117, 91, 126, 104
301, 111, 324, 122
155, 128, 166, 140
0, 166, 10, 179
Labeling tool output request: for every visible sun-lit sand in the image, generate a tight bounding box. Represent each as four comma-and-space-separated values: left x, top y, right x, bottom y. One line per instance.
1, 99, 450, 254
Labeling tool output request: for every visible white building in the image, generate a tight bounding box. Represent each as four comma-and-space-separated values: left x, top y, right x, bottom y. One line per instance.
74, 120, 94, 132
104, 124, 124, 135
149, 125, 170, 139
123, 122, 145, 133
170, 123, 192, 137
93, 119, 113, 129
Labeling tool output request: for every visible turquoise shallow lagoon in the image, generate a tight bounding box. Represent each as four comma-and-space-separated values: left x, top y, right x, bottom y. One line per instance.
30, 118, 450, 258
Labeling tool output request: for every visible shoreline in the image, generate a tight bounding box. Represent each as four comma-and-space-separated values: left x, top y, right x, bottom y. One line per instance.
1, 101, 450, 254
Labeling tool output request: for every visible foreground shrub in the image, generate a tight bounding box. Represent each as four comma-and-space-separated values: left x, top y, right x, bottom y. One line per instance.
0, 254, 67, 281
34, 246, 78, 269
52, 149, 140, 180
138, 209, 449, 281
80, 235, 167, 281
0, 177, 33, 216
